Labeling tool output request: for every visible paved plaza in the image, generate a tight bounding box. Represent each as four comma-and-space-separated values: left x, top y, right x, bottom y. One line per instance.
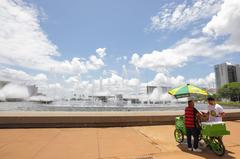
0, 121, 239, 159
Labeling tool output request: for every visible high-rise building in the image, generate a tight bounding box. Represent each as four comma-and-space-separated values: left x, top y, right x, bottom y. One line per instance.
214, 63, 240, 89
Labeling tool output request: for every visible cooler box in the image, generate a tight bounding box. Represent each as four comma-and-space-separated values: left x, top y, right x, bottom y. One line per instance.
201, 122, 230, 137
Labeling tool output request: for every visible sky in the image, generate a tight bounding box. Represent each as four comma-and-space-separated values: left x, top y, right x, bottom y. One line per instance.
0, 0, 240, 97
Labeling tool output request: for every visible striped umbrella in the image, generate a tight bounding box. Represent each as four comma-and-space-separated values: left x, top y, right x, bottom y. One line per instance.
168, 84, 209, 99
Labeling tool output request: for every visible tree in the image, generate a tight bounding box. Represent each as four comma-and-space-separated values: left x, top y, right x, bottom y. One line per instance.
212, 93, 221, 101
218, 82, 240, 102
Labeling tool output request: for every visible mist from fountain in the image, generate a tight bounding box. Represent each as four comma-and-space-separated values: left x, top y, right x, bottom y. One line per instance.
0, 90, 6, 101
149, 88, 174, 101
1, 83, 30, 100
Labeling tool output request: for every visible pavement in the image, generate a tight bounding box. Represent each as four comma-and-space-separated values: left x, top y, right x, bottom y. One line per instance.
0, 121, 239, 159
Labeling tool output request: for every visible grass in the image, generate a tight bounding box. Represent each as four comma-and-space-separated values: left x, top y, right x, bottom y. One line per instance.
217, 101, 240, 107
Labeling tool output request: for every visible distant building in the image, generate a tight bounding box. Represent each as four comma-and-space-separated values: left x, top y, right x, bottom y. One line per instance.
146, 85, 171, 95
146, 86, 157, 95
161, 86, 172, 94
215, 63, 240, 89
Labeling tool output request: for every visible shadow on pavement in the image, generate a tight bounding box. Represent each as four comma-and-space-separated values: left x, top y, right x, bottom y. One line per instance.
177, 144, 236, 159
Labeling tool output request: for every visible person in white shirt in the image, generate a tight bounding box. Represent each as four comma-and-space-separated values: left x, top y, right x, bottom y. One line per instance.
206, 97, 225, 122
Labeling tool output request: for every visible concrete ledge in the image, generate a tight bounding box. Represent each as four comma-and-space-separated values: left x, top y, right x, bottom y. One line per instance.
0, 110, 239, 128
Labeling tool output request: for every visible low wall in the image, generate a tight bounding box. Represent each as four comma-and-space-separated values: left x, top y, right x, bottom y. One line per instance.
0, 110, 239, 128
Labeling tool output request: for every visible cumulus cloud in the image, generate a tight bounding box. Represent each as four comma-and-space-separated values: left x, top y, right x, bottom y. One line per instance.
203, 0, 240, 47
189, 73, 215, 88
0, 0, 105, 75
0, 0, 58, 68
101, 73, 139, 87
96, 48, 106, 58
147, 73, 185, 87
136, 0, 240, 73
145, 72, 216, 89
150, 0, 223, 31
73, 73, 140, 95
65, 76, 79, 84
59, 56, 104, 74
33, 73, 48, 81
130, 37, 239, 72
0, 68, 48, 83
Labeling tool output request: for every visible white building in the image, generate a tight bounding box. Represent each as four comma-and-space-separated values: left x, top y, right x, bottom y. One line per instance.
215, 63, 240, 89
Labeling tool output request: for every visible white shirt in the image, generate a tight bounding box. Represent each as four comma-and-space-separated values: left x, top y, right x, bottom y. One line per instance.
208, 104, 224, 122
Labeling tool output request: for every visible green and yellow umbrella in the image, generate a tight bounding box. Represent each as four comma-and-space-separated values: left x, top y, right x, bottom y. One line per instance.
168, 84, 209, 99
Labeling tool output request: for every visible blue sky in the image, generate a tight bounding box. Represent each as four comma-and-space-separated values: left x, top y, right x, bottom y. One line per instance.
25, 0, 229, 79
30, 0, 178, 80
0, 0, 240, 94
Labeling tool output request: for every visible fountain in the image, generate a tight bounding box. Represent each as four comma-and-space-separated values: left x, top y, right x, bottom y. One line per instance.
0, 91, 5, 101
0, 81, 53, 103
1, 83, 30, 101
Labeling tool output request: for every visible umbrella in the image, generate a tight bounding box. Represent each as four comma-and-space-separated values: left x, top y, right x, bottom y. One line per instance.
168, 84, 209, 99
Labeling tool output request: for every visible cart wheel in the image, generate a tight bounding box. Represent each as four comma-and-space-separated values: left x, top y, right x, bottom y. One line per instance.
210, 137, 225, 156
174, 129, 184, 143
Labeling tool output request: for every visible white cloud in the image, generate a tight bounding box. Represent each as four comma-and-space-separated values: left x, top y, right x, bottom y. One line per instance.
0, 0, 105, 75
150, 0, 223, 31
96, 48, 106, 58
0, 0, 58, 67
189, 72, 215, 88
0, 68, 31, 82
0, 68, 48, 83
203, 0, 240, 47
148, 73, 185, 87
145, 72, 215, 89
89, 73, 140, 95
89, 55, 105, 68
65, 76, 79, 84
33, 73, 48, 81
136, 0, 240, 73
59, 56, 104, 74
130, 37, 239, 72
127, 78, 140, 86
